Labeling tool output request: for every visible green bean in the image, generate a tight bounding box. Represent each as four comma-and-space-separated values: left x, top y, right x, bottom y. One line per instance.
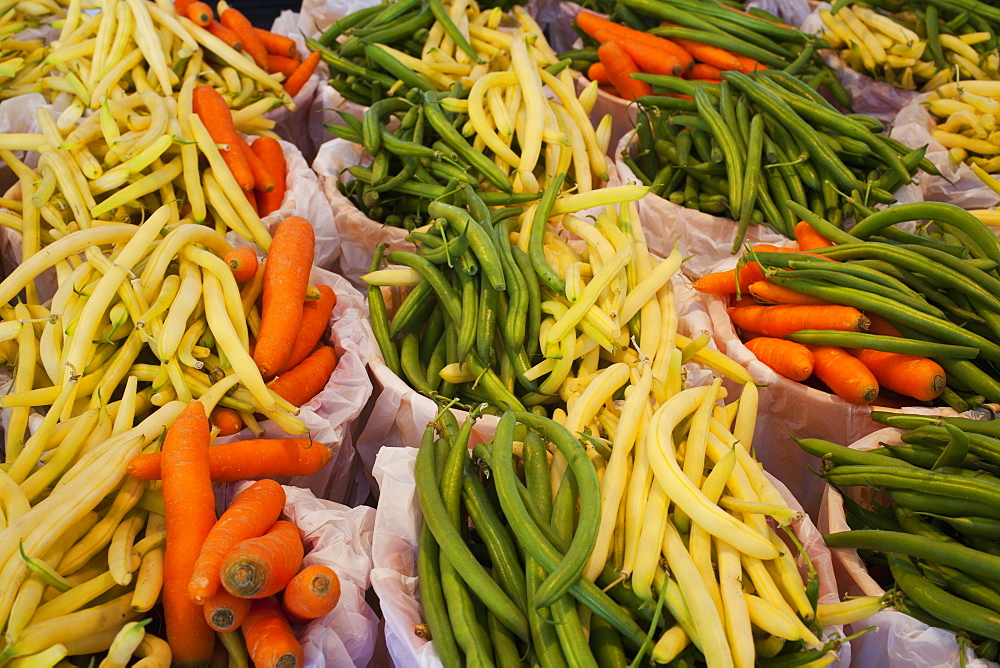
794, 437, 917, 468
823, 466, 1000, 511
387, 250, 463, 325
316, 4, 383, 45
510, 246, 542, 359
423, 95, 512, 193
841, 493, 904, 532
875, 413, 1000, 442
527, 174, 566, 294
892, 490, 1000, 522
367, 244, 402, 376
904, 424, 1000, 467
476, 283, 498, 365
486, 609, 521, 668
786, 330, 977, 359
934, 358, 1000, 404
694, 87, 743, 220
465, 353, 526, 412
388, 281, 435, 339
456, 272, 478, 363
400, 333, 433, 395
733, 113, 764, 252
363, 97, 413, 156
526, 557, 567, 668
589, 615, 627, 668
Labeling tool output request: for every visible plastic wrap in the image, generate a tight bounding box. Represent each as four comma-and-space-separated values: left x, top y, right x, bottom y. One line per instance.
216, 481, 380, 667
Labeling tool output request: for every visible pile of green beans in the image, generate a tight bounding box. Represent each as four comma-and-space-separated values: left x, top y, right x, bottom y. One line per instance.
799, 414, 1000, 660
367, 183, 553, 414
750, 201, 1000, 409
626, 70, 933, 252
416, 409, 685, 666
328, 86, 545, 228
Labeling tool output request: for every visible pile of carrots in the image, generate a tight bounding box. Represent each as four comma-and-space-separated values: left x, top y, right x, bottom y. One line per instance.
576, 12, 764, 100
212, 217, 340, 436
694, 222, 947, 405
159, 404, 341, 668
174, 0, 320, 97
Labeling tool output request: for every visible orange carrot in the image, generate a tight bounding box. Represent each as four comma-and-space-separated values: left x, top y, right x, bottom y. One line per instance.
221, 520, 304, 598
279, 285, 336, 374
576, 12, 694, 70
185, 1, 213, 26
684, 63, 724, 80
735, 55, 766, 73
161, 400, 217, 667
204, 588, 252, 632
189, 479, 286, 604
221, 8, 269, 68
592, 28, 684, 76
246, 189, 260, 215
254, 217, 315, 377
225, 246, 259, 283
692, 263, 767, 294
748, 280, 830, 305
242, 597, 305, 668
727, 304, 869, 336
867, 314, 903, 337
251, 137, 286, 216
127, 438, 332, 482
809, 345, 880, 404
744, 337, 815, 381
192, 85, 253, 191
207, 20, 243, 52
174, 0, 194, 15
672, 37, 743, 70
850, 349, 946, 402
267, 346, 338, 407
235, 134, 277, 193
211, 406, 244, 436
587, 61, 610, 85
254, 28, 298, 58
267, 54, 301, 78
283, 51, 320, 97
598, 41, 652, 100
794, 221, 835, 251
282, 564, 341, 625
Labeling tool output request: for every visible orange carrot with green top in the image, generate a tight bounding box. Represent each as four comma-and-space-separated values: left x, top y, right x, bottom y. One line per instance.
727, 304, 870, 336
225, 246, 259, 283
809, 345, 880, 404
850, 349, 946, 402
282, 564, 341, 624
794, 221, 835, 251
161, 400, 217, 667
748, 280, 829, 306
283, 51, 320, 97
204, 588, 252, 632
243, 597, 305, 668
221, 520, 304, 599
189, 479, 287, 605
220, 7, 269, 68
254, 216, 316, 378
744, 337, 815, 381
279, 285, 336, 374
251, 137, 287, 216
127, 438, 333, 482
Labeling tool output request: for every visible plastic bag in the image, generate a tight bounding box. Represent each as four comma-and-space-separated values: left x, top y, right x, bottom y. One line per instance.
819, 428, 998, 668
214, 266, 376, 505
215, 480, 380, 667
890, 96, 1000, 210
371, 447, 850, 666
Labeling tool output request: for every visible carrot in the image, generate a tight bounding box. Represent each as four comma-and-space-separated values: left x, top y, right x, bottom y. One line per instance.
750, 243, 835, 260
744, 337, 815, 381
592, 28, 684, 76
221, 520, 304, 598
267, 54, 301, 79
692, 263, 767, 294
189, 479, 287, 604
204, 588, 252, 632
671, 37, 743, 70
211, 406, 244, 436
161, 400, 217, 667
598, 41, 652, 101
225, 246, 259, 283
283, 51, 320, 98
242, 597, 304, 668
254, 28, 298, 58
281, 564, 341, 624
748, 280, 830, 306
587, 61, 610, 85
727, 303, 870, 336
246, 189, 259, 215
850, 349, 946, 402
192, 85, 253, 191
736, 55, 766, 73
576, 12, 693, 70
867, 314, 903, 337
219, 8, 269, 68
251, 137, 286, 216
185, 1, 213, 26
127, 437, 333, 481
279, 285, 336, 374
235, 134, 277, 193
809, 345, 880, 404
207, 20, 243, 52
684, 63, 724, 80
174, 0, 194, 15
794, 221, 835, 251
267, 346, 338, 407
254, 216, 316, 378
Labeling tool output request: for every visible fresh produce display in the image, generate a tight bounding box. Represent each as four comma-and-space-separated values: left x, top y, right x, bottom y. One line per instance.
697, 201, 1000, 410
804, 411, 1000, 659
971, 161, 1000, 225
626, 71, 931, 250
924, 80, 1000, 173
563, 0, 844, 104
819, 1, 1000, 91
